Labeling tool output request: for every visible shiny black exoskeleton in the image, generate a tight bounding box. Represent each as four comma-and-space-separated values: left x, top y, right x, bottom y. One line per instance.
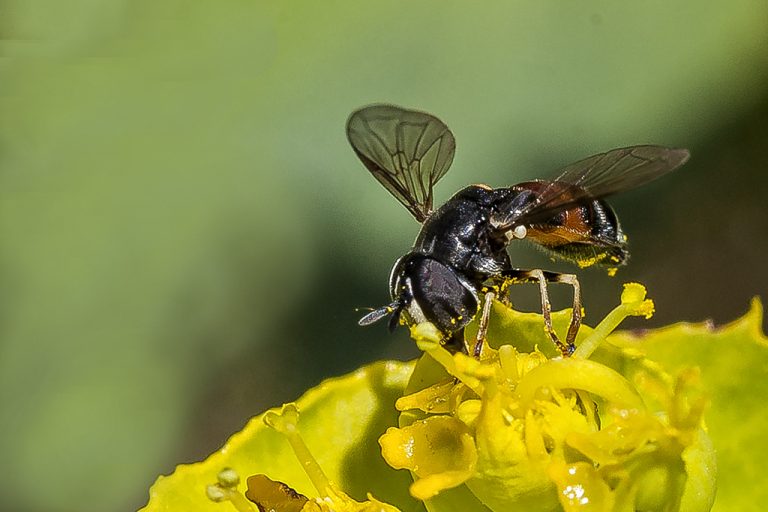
348, 104, 689, 355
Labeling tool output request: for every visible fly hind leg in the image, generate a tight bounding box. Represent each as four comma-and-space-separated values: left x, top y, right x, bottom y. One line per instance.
499, 269, 582, 357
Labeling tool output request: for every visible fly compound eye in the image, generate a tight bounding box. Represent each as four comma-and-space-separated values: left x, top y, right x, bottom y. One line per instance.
513, 225, 527, 239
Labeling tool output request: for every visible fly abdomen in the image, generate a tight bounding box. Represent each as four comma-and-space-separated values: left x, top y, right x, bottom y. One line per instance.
526, 198, 628, 268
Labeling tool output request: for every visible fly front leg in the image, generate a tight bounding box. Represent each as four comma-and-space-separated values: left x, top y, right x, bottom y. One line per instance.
498, 268, 582, 357
472, 290, 496, 358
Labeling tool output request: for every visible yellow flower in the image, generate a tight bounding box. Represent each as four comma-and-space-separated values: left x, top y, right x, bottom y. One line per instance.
144, 283, 768, 512
378, 284, 716, 512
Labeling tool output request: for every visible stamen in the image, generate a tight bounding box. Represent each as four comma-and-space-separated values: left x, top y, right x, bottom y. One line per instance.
263, 404, 331, 496
572, 283, 654, 359
206, 468, 257, 512
410, 323, 485, 395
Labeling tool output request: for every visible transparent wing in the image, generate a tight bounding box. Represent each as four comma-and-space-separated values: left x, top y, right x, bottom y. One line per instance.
493, 145, 690, 228
347, 104, 456, 222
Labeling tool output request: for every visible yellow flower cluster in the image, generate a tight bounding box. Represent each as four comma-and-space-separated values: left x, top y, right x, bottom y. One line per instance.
205, 284, 715, 512
378, 284, 715, 511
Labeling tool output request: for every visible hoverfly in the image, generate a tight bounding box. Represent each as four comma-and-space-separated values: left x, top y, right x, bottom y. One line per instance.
347, 104, 689, 357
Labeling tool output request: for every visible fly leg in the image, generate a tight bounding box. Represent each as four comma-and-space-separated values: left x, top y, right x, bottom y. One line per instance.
552, 272, 582, 351
499, 269, 582, 357
472, 290, 496, 358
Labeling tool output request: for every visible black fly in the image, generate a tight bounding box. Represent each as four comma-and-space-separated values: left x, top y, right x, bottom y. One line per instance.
347, 104, 689, 357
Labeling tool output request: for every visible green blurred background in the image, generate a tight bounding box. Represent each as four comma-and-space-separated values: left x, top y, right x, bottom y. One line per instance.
1, 2, 766, 511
